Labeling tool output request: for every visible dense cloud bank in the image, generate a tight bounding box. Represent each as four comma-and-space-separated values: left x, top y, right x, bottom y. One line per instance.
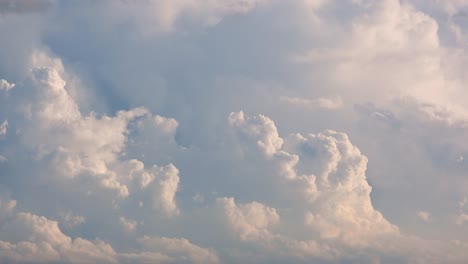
1, 0, 468, 263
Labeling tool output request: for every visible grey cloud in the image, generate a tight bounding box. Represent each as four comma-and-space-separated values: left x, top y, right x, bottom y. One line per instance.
354, 103, 401, 128
0, 0, 53, 14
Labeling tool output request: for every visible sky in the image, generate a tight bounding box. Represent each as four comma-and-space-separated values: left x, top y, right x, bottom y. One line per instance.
1, 0, 468, 263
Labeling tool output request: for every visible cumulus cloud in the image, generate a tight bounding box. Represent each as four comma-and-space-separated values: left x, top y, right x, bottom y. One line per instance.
0, 196, 221, 264
2, 66, 182, 218
224, 111, 468, 263
146, 164, 180, 216
217, 197, 279, 240
229, 112, 398, 245
8, 67, 142, 197
228, 111, 283, 156
0, 197, 116, 264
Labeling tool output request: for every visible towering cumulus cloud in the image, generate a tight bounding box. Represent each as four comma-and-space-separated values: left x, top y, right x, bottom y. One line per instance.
1, 0, 468, 263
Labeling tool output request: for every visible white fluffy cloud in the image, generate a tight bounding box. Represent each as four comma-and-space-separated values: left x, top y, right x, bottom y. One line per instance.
3, 67, 181, 217
0, 196, 220, 264
227, 111, 398, 244
0, 196, 116, 264
217, 197, 279, 240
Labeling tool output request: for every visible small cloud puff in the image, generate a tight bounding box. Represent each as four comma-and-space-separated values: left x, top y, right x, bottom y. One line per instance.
0, 79, 15, 91
417, 211, 431, 222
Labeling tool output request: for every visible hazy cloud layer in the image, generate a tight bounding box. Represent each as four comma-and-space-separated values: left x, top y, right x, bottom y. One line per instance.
0, 0, 53, 14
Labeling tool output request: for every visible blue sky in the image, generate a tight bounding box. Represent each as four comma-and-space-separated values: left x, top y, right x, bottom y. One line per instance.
1, 0, 468, 263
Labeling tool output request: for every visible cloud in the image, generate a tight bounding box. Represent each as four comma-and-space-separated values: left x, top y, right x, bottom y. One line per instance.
134, 236, 219, 264
0, 197, 116, 264
146, 163, 180, 216
119, 217, 137, 232
457, 197, 468, 225
229, 111, 398, 245
0, 120, 6, 137
1, 63, 468, 262
0, 79, 14, 91
353, 97, 468, 236
417, 211, 431, 222
0, 0, 53, 14
228, 111, 283, 156
2, 0, 468, 263
217, 197, 279, 240
280, 96, 343, 110
101, 0, 268, 33
0, 196, 221, 264
58, 212, 86, 228
2, 66, 182, 217
8, 67, 143, 196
